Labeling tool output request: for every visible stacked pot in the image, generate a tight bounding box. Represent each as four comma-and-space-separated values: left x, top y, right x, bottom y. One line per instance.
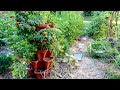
28, 23, 55, 79
28, 49, 53, 79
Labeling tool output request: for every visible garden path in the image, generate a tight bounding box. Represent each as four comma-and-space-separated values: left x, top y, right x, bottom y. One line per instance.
67, 36, 107, 79
47, 36, 107, 79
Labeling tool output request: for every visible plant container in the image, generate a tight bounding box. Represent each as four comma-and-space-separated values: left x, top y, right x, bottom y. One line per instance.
37, 61, 44, 69
34, 68, 50, 79
28, 68, 35, 77
43, 57, 53, 70
35, 24, 49, 31
45, 50, 53, 58
36, 49, 48, 61
30, 60, 39, 70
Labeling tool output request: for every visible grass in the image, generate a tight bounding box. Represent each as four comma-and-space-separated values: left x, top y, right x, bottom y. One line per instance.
105, 68, 120, 79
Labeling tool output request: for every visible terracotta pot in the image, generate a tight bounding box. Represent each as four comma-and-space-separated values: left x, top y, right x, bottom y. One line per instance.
30, 60, 39, 70
36, 49, 48, 61
34, 68, 49, 79
35, 24, 50, 31
37, 61, 44, 69
43, 57, 53, 70
36, 26, 41, 31
45, 50, 53, 58
28, 68, 35, 77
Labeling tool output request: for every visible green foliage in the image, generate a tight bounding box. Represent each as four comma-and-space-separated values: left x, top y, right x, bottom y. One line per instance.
83, 11, 94, 16
106, 69, 120, 79
115, 55, 120, 68
58, 11, 84, 45
10, 39, 37, 60
0, 39, 7, 46
0, 54, 13, 73
0, 11, 17, 46
10, 60, 28, 79
85, 12, 110, 39
34, 29, 53, 50
35, 11, 84, 57
64, 53, 79, 66
48, 11, 84, 45
87, 39, 119, 58
50, 28, 69, 57
34, 28, 68, 57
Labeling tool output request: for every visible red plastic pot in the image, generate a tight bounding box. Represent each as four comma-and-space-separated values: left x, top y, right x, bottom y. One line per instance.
30, 60, 39, 70
45, 50, 53, 58
43, 57, 53, 70
28, 68, 35, 77
36, 26, 41, 31
34, 68, 49, 79
35, 24, 50, 31
37, 61, 44, 69
36, 49, 48, 61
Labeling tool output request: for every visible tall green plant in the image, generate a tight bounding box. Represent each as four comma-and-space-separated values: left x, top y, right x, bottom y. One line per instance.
85, 11, 110, 39
48, 11, 84, 46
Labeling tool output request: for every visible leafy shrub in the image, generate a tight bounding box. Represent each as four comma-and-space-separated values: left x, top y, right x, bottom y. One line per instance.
34, 28, 69, 58
115, 55, 120, 68
0, 31, 6, 46
83, 11, 94, 16
0, 39, 7, 46
0, 54, 13, 73
50, 28, 69, 57
85, 12, 110, 39
106, 69, 120, 79
48, 11, 84, 46
10, 39, 36, 60
10, 60, 28, 79
87, 40, 119, 58
0, 11, 17, 46
0, 11, 17, 74
46, 11, 84, 57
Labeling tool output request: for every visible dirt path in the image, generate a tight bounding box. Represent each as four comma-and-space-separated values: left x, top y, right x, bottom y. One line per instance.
48, 36, 108, 79
68, 36, 107, 79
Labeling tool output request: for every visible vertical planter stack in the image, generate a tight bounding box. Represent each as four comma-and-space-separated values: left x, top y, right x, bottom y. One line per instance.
28, 49, 54, 79
28, 23, 55, 79
15, 11, 55, 79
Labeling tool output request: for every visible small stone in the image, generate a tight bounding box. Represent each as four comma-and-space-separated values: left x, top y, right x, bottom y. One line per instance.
74, 53, 83, 61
